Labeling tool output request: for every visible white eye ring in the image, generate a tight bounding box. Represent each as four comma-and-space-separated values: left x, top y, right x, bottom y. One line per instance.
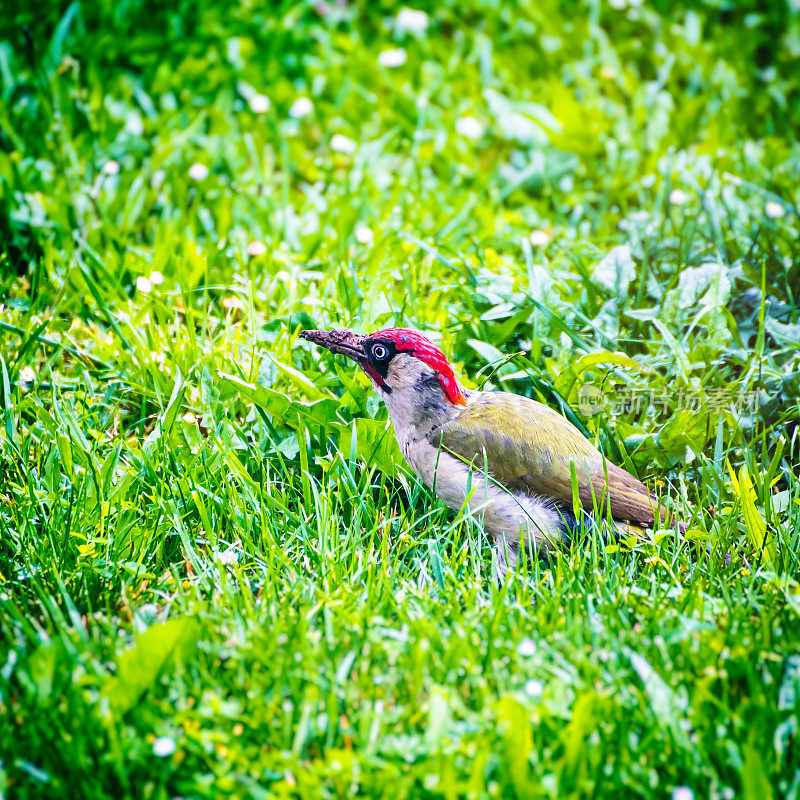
372, 344, 389, 360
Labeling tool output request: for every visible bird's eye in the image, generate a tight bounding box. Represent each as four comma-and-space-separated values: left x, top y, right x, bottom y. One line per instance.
371, 344, 389, 360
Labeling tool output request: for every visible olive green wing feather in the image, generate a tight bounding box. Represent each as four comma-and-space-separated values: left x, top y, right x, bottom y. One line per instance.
434, 392, 659, 526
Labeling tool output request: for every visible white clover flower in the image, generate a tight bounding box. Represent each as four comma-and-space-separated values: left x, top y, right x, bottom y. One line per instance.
102, 159, 120, 176
669, 188, 690, 205
765, 200, 785, 219
152, 736, 177, 757
136, 276, 152, 294
188, 162, 209, 181
529, 229, 551, 247
760, 66, 777, 83
330, 134, 357, 154
558, 175, 574, 193
125, 115, 145, 136
249, 93, 271, 114
354, 224, 374, 244
149, 271, 164, 285
247, 241, 268, 257
216, 548, 240, 565
288, 96, 313, 119
378, 48, 407, 67
19, 366, 36, 383
222, 296, 246, 310
671, 788, 694, 800
516, 637, 537, 657
455, 115, 484, 140
524, 678, 544, 697
137, 602, 160, 620
396, 8, 429, 34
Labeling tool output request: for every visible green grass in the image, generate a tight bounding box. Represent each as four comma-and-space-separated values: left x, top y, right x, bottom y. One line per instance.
1, 1, 800, 797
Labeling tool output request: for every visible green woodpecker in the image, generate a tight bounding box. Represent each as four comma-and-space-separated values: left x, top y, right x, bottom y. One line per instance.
300, 327, 677, 572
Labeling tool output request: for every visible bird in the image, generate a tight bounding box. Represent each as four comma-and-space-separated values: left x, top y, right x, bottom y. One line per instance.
299, 326, 680, 574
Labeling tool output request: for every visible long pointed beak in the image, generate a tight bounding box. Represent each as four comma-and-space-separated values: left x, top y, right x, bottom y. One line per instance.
298, 328, 366, 362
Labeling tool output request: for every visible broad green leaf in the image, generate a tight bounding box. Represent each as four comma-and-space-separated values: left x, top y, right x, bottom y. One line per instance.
218, 372, 338, 428
101, 617, 203, 716
728, 463, 776, 568
658, 409, 708, 455
336, 417, 404, 476
650, 319, 692, 381
266, 354, 327, 400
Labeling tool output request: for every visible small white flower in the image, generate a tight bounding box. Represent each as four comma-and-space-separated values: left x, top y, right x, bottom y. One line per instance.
247, 241, 268, 257
378, 48, 407, 68
455, 115, 484, 140
330, 134, 357, 154
19, 366, 36, 383
765, 200, 785, 219
149, 271, 164, 285
516, 637, 537, 657
671, 788, 694, 800
759, 66, 777, 83
222, 295, 246, 310
188, 162, 209, 181
524, 678, 544, 697
249, 93, 271, 114
152, 736, 177, 757
288, 96, 313, 119
137, 602, 160, 620
136, 276, 152, 294
669, 188, 690, 205
102, 159, 120, 176
423, 774, 440, 790
125, 115, 145, 136
396, 8, 429, 34
559, 175, 574, 193
216, 548, 240, 565
354, 224, 374, 244
529, 229, 551, 247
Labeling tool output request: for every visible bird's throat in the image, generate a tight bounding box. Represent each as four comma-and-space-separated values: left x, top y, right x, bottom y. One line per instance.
383, 375, 463, 447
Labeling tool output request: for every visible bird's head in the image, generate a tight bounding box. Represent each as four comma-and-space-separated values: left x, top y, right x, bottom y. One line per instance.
299, 327, 466, 407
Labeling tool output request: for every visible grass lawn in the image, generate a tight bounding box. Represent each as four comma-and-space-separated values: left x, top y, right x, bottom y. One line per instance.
1, 1, 800, 797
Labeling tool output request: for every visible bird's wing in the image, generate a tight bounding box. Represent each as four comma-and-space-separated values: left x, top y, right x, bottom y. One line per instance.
433, 392, 659, 527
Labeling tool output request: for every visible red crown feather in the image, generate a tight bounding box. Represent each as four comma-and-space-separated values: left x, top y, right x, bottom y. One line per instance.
369, 328, 466, 405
